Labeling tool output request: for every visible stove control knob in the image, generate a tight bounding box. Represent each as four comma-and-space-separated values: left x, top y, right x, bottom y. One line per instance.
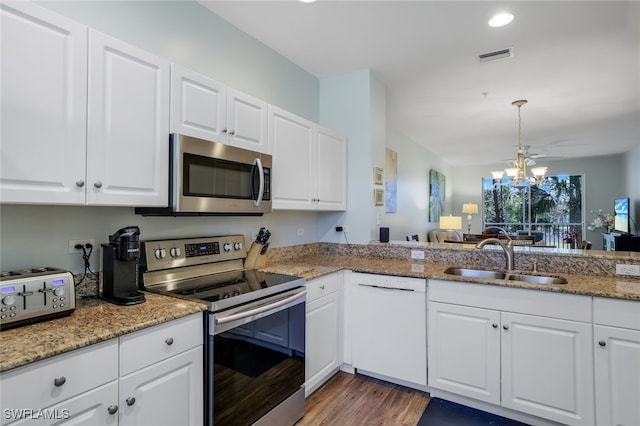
223, 243, 231, 252
232, 290, 240, 296
222, 293, 230, 299
233, 242, 242, 251
53, 288, 64, 297
154, 249, 166, 259
169, 247, 181, 258
2, 295, 15, 306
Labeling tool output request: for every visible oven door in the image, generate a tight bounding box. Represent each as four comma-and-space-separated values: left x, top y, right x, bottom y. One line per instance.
206, 287, 305, 426
173, 133, 272, 215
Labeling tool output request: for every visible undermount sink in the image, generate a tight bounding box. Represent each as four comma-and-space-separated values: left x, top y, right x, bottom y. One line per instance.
506, 274, 568, 285
444, 267, 506, 280
444, 267, 568, 285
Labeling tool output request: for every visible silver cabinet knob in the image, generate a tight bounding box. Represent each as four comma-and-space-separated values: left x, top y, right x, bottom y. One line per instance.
165, 337, 174, 346
503, 325, 509, 330
221, 128, 228, 133
126, 397, 136, 406
598, 340, 606, 347
492, 323, 498, 329
76, 180, 85, 187
320, 285, 325, 290
54, 376, 66, 387
93, 181, 103, 189
229, 130, 235, 136
107, 405, 118, 415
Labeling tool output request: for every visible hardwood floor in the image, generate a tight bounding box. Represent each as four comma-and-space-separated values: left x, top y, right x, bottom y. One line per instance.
297, 372, 430, 425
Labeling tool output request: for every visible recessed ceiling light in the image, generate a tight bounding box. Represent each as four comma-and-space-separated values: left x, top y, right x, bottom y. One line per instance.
488, 13, 514, 28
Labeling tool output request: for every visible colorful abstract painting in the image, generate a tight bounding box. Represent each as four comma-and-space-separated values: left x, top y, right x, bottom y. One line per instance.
385, 148, 397, 213
429, 169, 445, 222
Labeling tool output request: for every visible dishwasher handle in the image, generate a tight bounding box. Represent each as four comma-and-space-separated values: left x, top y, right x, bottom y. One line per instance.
357, 282, 415, 292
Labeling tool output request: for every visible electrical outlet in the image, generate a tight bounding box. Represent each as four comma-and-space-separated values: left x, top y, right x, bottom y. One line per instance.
68, 239, 96, 255
411, 250, 425, 260
616, 264, 640, 276
297, 228, 304, 236
343, 225, 349, 233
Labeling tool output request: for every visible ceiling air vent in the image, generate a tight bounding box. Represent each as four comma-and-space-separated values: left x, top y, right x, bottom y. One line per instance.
478, 48, 513, 63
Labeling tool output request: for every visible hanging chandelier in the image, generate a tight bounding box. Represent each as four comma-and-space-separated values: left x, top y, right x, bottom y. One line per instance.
491, 99, 547, 187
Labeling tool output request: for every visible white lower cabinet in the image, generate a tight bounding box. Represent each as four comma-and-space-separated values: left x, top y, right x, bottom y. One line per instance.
593, 297, 640, 426
428, 279, 594, 426
0, 313, 203, 426
305, 272, 342, 396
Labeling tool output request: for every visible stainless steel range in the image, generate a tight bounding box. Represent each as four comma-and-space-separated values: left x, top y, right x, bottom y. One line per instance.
139, 235, 306, 426
0, 267, 75, 330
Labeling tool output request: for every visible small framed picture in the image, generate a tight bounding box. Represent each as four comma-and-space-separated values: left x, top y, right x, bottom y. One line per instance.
373, 167, 384, 185
374, 188, 384, 206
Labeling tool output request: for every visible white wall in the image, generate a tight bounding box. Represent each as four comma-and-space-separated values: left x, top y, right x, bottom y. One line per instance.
384, 129, 454, 242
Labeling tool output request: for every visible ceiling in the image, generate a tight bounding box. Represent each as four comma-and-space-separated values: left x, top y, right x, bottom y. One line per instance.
200, 1, 640, 166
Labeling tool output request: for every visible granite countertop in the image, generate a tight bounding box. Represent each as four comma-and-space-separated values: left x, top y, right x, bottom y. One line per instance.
0, 292, 206, 372
261, 254, 640, 301
3, 251, 638, 373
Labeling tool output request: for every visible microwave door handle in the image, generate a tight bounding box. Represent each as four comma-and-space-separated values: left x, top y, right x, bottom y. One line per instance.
252, 158, 264, 207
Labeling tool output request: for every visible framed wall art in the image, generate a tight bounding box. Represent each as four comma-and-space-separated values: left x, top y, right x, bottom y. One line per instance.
429, 169, 445, 222
374, 188, 384, 206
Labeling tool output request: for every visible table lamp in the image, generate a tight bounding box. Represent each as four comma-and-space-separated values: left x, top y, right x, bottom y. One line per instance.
439, 215, 462, 241
462, 203, 479, 234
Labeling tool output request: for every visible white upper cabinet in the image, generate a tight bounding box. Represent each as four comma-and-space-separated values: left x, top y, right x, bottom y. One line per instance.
0, 2, 87, 204
170, 65, 268, 153
269, 105, 347, 211
0, 3, 169, 207
87, 30, 169, 206
170, 64, 227, 142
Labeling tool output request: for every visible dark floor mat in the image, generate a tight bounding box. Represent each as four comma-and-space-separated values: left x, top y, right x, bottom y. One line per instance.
417, 398, 530, 426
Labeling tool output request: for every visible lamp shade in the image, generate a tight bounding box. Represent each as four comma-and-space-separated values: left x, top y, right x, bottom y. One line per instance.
462, 203, 478, 215
439, 215, 462, 231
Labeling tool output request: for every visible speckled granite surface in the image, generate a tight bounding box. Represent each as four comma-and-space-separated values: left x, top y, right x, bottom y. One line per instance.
2, 240, 638, 373
0, 293, 205, 372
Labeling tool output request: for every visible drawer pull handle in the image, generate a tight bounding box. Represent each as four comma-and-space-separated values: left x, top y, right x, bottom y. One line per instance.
126, 397, 136, 406
53, 376, 66, 387
165, 337, 174, 346
503, 325, 509, 331
492, 323, 498, 329
107, 405, 118, 415
598, 340, 606, 347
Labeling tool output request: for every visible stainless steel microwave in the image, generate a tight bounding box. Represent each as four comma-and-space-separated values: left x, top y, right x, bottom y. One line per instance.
136, 134, 271, 216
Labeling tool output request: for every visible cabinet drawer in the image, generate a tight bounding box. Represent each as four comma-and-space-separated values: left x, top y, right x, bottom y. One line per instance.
119, 313, 203, 376
0, 339, 118, 418
594, 297, 640, 329
305, 274, 339, 302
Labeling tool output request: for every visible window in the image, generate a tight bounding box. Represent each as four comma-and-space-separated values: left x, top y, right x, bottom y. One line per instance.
482, 174, 584, 247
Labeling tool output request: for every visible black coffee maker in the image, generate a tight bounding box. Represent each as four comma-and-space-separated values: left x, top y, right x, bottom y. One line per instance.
100, 226, 145, 305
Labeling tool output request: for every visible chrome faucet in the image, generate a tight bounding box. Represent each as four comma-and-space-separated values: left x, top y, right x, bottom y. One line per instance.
476, 237, 515, 271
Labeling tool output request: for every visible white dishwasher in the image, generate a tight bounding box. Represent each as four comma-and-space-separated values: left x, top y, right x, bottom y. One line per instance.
350, 272, 427, 389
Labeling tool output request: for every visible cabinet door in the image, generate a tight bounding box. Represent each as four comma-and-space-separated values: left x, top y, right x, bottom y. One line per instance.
119, 346, 203, 426
87, 30, 169, 206
170, 64, 227, 142
315, 128, 347, 211
501, 312, 594, 426
0, 2, 87, 205
594, 325, 640, 426
427, 302, 500, 404
269, 105, 315, 209
306, 290, 339, 396
6, 381, 118, 426
226, 88, 268, 153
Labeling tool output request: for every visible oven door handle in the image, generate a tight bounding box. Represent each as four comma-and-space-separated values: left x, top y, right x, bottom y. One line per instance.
215, 289, 305, 326
251, 158, 264, 207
